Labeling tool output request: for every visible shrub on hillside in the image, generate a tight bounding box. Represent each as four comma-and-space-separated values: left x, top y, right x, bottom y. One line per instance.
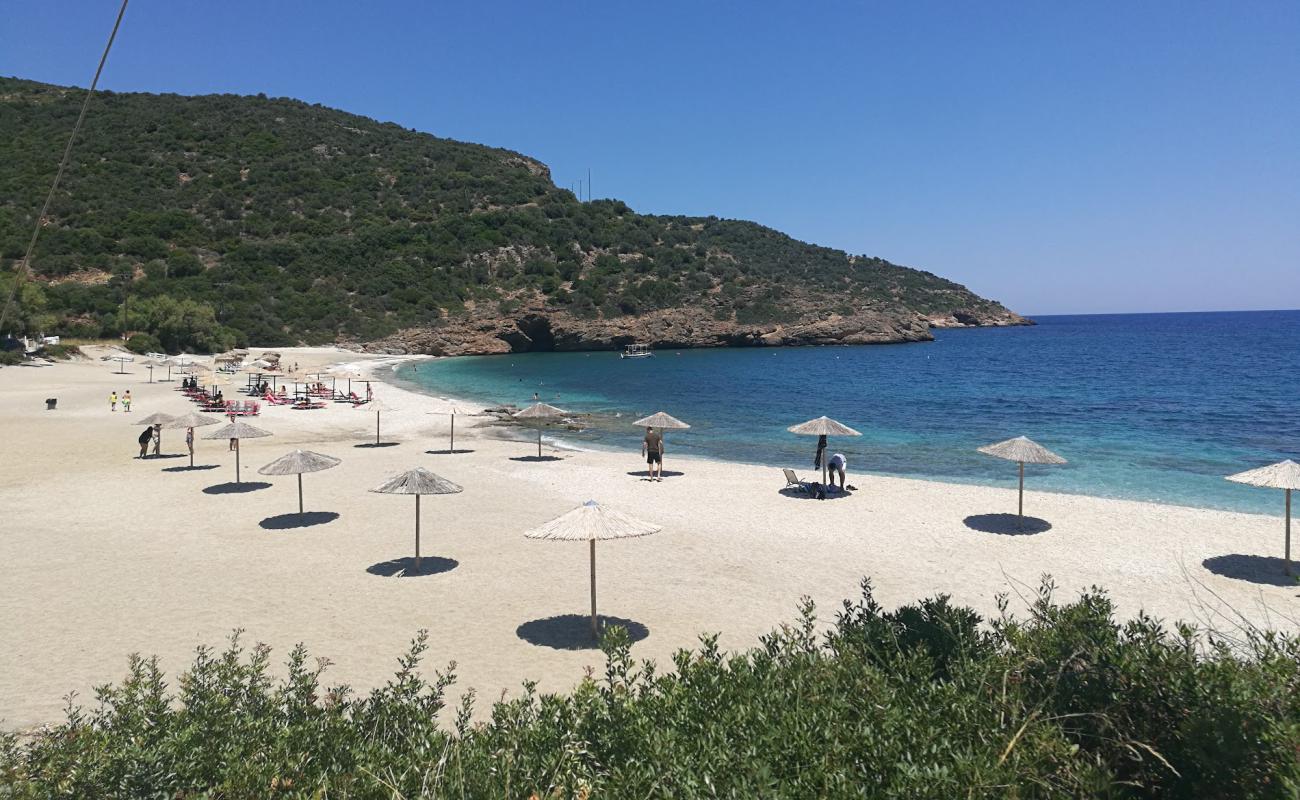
2, 580, 1297, 797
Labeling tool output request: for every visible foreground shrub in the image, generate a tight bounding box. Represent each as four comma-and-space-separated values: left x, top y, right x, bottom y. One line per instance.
2, 581, 1298, 798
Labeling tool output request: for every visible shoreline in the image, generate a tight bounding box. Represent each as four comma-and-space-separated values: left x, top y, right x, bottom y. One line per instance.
382, 354, 1280, 518
1, 346, 1295, 733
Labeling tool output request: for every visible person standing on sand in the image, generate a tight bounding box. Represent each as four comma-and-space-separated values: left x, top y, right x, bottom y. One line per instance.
109, 391, 117, 412
642, 426, 664, 481
122, 390, 132, 412
137, 426, 152, 458
186, 426, 194, 459
151, 423, 162, 457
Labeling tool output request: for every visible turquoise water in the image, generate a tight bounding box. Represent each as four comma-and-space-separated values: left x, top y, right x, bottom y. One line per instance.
394, 311, 1300, 513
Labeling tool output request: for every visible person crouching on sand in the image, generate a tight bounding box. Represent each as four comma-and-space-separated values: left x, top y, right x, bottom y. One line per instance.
828, 452, 847, 491
642, 426, 664, 481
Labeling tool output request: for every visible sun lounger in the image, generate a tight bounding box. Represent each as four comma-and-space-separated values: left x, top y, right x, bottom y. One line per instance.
783, 468, 814, 495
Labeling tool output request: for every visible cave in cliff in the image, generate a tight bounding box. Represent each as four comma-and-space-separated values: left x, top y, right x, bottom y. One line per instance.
502, 315, 557, 352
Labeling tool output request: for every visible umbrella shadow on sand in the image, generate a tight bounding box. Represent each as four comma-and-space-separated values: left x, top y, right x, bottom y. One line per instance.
354, 442, 400, 449
203, 481, 272, 494
162, 464, 219, 473
366, 556, 459, 577
778, 487, 853, 501
426, 448, 476, 455
626, 469, 685, 479
963, 513, 1052, 535
1202, 554, 1298, 587
260, 511, 339, 530
516, 614, 649, 650
139, 453, 186, 460
510, 455, 563, 463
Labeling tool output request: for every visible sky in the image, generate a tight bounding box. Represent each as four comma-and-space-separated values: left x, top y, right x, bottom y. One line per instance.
2, 1, 1298, 315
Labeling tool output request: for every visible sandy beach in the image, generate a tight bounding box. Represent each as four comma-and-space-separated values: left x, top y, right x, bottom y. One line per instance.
0, 346, 1295, 733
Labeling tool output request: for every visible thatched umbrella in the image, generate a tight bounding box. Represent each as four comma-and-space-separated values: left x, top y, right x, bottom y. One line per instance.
258, 450, 341, 515
633, 411, 690, 472
978, 436, 1067, 521
164, 410, 222, 467
109, 353, 134, 373
369, 467, 463, 571
203, 421, 272, 483
788, 416, 861, 485
159, 356, 177, 382
525, 500, 662, 639
330, 366, 365, 396
513, 402, 569, 458
1227, 459, 1300, 575
354, 396, 396, 445
134, 412, 174, 454
139, 358, 161, 383
429, 402, 478, 453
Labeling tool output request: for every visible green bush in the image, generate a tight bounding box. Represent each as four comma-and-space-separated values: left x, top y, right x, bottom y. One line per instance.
124, 332, 162, 354
3, 580, 1297, 797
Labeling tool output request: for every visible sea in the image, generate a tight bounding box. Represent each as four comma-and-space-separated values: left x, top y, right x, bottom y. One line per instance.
393, 311, 1300, 514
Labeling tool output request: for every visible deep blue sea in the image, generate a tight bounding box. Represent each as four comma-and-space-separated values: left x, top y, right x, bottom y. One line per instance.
394, 311, 1300, 513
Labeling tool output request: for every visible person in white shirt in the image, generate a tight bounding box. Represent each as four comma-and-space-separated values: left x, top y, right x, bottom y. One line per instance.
828, 452, 847, 490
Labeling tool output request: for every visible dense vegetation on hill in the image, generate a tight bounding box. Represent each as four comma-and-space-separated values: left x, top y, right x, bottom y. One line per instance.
1, 77, 1018, 352
3, 580, 1297, 797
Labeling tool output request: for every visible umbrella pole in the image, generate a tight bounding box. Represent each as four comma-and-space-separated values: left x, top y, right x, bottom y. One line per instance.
415, 494, 421, 571
1018, 461, 1025, 519
376, 411, 380, 445
297, 474, 304, 515
1286, 488, 1292, 576
589, 539, 598, 640
538, 427, 543, 459
234, 439, 241, 484
450, 414, 455, 453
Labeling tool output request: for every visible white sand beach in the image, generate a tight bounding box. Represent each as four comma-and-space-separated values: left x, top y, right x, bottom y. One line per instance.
0, 346, 1295, 732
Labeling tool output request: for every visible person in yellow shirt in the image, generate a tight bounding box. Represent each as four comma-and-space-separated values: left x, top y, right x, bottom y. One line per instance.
109, 391, 118, 412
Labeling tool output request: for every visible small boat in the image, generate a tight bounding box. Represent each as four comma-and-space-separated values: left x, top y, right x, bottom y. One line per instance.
620, 343, 654, 359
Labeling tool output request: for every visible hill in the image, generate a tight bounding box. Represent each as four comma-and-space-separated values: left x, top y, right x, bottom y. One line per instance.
0, 76, 1027, 354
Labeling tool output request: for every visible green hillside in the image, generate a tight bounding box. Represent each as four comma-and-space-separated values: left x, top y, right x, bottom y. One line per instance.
0, 76, 1020, 352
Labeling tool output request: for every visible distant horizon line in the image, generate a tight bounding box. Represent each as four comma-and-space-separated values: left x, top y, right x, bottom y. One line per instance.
1025, 307, 1300, 319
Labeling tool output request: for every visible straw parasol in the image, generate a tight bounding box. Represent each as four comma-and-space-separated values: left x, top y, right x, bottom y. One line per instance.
430, 401, 478, 453
354, 396, 396, 445
788, 416, 861, 485
330, 366, 365, 395
139, 358, 161, 383
513, 402, 568, 458
978, 436, 1067, 521
1227, 459, 1300, 575
203, 421, 272, 483
164, 410, 222, 467
134, 411, 174, 453
633, 411, 690, 473
525, 500, 662, 639
109, 353, 134, 373
258, 450, 341, 515
370, 467, 463, 571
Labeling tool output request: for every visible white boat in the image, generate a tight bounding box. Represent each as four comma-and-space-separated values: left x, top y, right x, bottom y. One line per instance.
620, 343, 654, 359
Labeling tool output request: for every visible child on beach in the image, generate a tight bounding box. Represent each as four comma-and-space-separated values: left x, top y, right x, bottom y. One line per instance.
122, 391, 132, 412
110, 391, 117, 412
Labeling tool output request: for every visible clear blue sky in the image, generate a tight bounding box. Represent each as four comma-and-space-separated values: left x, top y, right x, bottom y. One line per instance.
3, 1, 1298, 315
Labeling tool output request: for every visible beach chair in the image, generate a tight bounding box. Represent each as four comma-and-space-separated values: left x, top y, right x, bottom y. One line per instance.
782, 469, 814, 495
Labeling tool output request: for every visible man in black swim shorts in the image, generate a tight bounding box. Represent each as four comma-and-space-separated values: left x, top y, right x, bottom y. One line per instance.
642, 426, 664, 481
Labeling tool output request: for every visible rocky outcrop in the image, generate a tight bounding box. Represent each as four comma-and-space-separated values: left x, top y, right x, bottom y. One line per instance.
927, 307, 1032, 328
358, 301, 955, 356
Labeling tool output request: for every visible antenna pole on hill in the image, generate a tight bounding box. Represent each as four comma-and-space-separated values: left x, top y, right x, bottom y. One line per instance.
0, 0, 129, 336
